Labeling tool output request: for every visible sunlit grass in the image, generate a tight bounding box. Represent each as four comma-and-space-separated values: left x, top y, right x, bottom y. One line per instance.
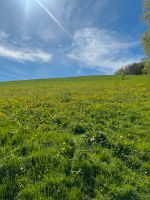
0, 75, 150, 200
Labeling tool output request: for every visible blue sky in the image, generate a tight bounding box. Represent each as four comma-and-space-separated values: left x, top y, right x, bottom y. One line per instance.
0, 0, 146, 81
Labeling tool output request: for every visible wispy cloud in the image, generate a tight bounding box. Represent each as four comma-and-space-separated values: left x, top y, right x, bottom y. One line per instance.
0, 30, 52, 63
35, 0, 69, 36
37, 28, 57, 42
0, 44, 52, 63
67, 28, 142, 72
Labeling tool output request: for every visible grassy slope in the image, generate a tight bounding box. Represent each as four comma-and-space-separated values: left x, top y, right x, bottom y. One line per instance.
0, 75, 150, 200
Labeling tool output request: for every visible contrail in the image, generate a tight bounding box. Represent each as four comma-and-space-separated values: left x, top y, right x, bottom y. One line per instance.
35, 0, 69, 35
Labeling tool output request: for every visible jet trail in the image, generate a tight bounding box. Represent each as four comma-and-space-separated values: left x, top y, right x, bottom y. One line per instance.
36, 0, 69, 35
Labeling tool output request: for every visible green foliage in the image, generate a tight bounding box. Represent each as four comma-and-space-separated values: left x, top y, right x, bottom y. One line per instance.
0, 76, 150, 199
143, 60, 150, 74
143, 31, 150, 56
143, 0, 150, 73
143, 0, 150, 25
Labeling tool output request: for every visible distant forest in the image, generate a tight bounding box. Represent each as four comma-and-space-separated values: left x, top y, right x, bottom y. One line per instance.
115, 62, 145, 75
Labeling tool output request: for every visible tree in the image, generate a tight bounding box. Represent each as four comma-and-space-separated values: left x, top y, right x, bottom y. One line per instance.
142, 0, 150, 74
143, 60, 150, 73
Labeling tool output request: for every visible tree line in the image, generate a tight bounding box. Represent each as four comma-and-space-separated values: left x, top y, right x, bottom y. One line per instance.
115, 62, 145, 75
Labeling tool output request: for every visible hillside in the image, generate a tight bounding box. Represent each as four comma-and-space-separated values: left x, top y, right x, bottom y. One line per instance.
0, 75, 150, 200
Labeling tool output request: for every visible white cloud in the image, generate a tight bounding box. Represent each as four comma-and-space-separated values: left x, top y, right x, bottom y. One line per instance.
0, 30, 52, 63
67, 28, 142, 72
0, 44, 52, 63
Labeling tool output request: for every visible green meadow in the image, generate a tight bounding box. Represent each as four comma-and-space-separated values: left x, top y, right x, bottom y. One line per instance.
0, 75, 150, 200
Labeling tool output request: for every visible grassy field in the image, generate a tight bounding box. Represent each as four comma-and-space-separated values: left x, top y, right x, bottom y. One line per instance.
0, 75, 150, 200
